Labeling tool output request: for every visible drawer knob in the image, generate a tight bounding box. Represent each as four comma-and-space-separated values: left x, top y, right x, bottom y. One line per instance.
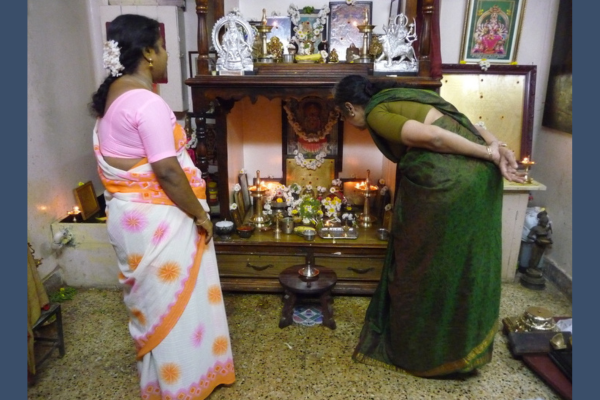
246, 261, 274, 271
347, 266, 374, 274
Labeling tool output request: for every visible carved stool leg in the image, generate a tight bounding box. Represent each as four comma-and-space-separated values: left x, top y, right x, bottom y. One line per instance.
319, 290, 336, 330
279, 289, 297, 328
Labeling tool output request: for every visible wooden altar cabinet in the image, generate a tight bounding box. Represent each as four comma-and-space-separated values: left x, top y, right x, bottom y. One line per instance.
186, 0, 441, 293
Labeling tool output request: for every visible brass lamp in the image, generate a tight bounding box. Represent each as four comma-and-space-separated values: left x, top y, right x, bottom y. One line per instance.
356, 169, 378, 228
248, 170, 271, 227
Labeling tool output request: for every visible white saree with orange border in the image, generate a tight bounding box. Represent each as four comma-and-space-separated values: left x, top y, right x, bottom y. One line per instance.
94, 122, 235, 400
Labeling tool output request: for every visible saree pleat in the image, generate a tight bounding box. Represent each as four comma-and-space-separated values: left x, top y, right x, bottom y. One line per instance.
353, 90, 503, 376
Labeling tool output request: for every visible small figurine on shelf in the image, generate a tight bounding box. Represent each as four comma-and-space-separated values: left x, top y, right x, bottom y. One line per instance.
368, 35, 383, 59
346, 43, 360, 63
329, 48, 339, 63
267, 36, 284, 60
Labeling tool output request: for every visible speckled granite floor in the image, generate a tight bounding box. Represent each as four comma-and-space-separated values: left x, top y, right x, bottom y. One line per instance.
28, 278, 571, 400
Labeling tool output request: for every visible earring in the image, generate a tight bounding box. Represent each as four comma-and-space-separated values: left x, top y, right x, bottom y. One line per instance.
148, 58, 153, 68
350, 112, 355, 117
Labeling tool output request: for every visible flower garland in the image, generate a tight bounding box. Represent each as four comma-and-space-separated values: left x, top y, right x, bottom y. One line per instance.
293, 149, 327, 170
185, 130, 198, 150
479, 58, 491, 71
103, 40, 125, 77
283, 102, 340, 143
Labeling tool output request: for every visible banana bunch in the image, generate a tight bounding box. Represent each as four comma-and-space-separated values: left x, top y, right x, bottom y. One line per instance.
294, 53, 323, 62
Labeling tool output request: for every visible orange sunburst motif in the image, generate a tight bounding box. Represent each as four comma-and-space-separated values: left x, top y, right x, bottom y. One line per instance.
131, 308, 147, 326
212, 336, 229, 356
159, 362, 181, 385
158, 262, 181, 282
128, 253, 143, 271
207, 285, 223, 304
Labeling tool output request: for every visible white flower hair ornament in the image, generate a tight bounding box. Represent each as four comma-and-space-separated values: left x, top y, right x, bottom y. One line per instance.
103, 40, 125, 77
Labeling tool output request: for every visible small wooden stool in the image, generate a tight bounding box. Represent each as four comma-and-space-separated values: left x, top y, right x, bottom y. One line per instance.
33, 303, 65, 368
278, 264, 337, 329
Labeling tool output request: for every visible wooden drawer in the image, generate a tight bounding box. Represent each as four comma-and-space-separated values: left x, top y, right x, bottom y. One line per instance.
217, 253, 305, 278
315, 254, 384, 280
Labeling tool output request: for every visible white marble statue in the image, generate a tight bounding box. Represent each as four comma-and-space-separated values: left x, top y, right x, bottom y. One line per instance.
374, 13, 418, 73
212, 14, 254, 73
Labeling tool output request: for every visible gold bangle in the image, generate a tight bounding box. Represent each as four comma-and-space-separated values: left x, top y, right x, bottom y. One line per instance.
486, 145, 493, 160
194, 215, 209, 226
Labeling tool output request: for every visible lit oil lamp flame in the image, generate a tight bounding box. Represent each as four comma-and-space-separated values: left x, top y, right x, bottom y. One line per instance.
521, 156, 535, 165
355, 182, 378, 191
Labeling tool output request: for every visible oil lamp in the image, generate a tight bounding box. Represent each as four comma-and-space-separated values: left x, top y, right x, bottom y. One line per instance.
520, 156, 536, 184
248, 170, 271, 227
356, 9, 376, 64
256, 9, 274, 63
355, 169, 379, 228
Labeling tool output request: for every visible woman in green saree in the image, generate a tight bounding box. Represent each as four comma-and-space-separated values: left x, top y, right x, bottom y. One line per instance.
334, 75, 524, 377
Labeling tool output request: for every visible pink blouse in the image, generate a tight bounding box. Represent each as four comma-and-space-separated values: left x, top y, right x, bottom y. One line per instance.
97, 89, 177, 163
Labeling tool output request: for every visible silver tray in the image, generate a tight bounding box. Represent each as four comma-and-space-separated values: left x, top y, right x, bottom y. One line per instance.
317, 226, 359, 240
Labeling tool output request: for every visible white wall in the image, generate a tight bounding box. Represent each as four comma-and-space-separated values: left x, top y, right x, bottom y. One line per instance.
28, 0, 571, 280
27, 0, 102, 278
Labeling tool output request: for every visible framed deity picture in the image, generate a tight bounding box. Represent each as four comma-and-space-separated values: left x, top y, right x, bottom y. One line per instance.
328, 1, 372, 61
289, 6, 328, 55
267, 16, 293, 51
459, 0, 526, 64
282, 96, 343, 185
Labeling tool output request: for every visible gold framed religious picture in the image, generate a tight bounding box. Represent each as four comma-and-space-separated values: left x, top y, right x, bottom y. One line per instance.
73, 181, 101, 221
459, 0, 526, 64
282, 96, 343, 185
328, 1, 372, 61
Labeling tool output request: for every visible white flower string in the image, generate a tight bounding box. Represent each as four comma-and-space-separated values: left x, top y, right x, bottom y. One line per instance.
478, 58, 490, 71
294, 149, 327, 170
103, 40, 125, 77
185, 131, 198, 149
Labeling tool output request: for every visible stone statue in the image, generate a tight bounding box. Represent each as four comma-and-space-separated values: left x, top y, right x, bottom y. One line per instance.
526, 211, 553, 276
520, 210, 553, 290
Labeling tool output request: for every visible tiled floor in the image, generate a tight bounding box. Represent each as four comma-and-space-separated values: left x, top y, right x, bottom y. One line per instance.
28, 278, 571, 400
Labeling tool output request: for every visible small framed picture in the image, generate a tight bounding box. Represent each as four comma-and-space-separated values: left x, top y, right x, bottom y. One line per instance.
459, 0, 526, 64
266, 16, 293, 51
188, 51, 216, 77
188, 51, 198, 78
73, 181, 100, 221
328, 1, 372, 61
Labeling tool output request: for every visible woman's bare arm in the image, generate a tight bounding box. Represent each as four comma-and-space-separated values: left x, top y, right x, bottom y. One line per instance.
400, 120, 524, 182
